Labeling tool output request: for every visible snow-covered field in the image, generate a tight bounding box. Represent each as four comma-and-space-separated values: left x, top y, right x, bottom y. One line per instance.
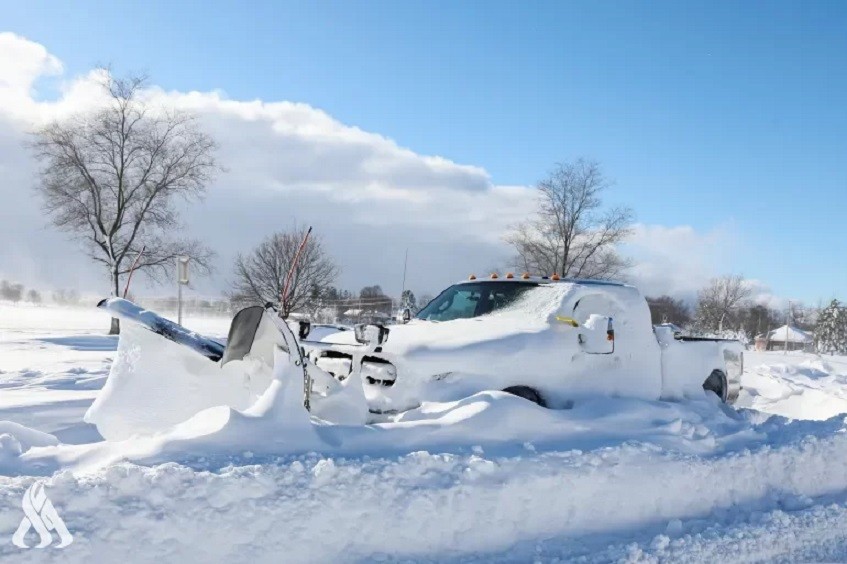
3, 302, 847, 562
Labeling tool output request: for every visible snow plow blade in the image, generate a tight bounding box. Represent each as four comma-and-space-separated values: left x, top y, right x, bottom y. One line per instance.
97, 298, 226, 362
96, 299, 355, 417
220, 305, 266, 366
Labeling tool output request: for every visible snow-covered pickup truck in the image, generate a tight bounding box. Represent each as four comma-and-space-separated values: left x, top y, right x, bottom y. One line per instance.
304, 277, 743, 413
88, 278, 742, 439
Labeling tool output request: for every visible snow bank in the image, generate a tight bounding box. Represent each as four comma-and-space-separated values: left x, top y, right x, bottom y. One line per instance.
4, 410, 847, 562
84, 324, 274, 440
0, 421, 58, 475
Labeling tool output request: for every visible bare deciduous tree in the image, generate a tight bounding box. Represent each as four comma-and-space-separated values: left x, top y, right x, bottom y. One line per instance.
1, 280, 24, 303
359, 285, 393, 315
646, 295, 691, 327
737, 303, 783, 339
230, 228, 339, 318
506, 159, 634, 280
31, 73, 219, 333
694, 275, 753, 334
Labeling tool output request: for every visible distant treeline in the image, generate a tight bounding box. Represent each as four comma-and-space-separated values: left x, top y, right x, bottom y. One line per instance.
0, 280, 82, 305
0, 279, 81, 305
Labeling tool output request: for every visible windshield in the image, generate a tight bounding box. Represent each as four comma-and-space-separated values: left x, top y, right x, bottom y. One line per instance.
416, 282, 538, 322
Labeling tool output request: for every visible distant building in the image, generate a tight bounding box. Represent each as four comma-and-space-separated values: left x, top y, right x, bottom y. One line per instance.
755, 325, 814, 352
340, 308, 392, 325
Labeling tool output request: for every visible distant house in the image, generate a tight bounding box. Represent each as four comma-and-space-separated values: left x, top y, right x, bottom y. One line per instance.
755, 325, 814, 352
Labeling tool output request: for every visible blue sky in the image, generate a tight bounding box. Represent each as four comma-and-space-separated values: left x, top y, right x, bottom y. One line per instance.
2, 1, 846, 303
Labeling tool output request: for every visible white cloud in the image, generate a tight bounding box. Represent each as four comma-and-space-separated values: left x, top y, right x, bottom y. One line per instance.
0, 33, 762, 306
0, 32, 62, 115
623, 223, 735, 301
624, 223, 792, 308
0, 33, 535, 297
743, 279, 790, 310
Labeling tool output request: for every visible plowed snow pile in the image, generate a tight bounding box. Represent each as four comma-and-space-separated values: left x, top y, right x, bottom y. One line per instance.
3, 303, 847, 562
736, 351, 847, 420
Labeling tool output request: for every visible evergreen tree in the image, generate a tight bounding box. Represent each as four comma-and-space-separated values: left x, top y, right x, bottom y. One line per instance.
814, 299, 847, 355
401, 290, 418, 312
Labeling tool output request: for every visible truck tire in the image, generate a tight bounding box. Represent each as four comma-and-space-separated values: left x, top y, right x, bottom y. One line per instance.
502, 385, 547, 407
703, 370, 728, 403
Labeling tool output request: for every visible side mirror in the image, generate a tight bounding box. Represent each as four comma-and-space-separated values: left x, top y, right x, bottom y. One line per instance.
354, 324, 390, 346
297, 320, 311, 340
578, 315, 614, 354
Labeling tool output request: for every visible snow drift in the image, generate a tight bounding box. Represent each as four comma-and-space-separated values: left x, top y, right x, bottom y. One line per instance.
6, 406, 847, 562
84, 323, 275, 440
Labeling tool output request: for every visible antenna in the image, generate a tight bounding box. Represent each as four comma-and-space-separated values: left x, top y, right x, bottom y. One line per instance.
785, 299, 792, 355
280, 226, 312, 318
401, 248, 408, 297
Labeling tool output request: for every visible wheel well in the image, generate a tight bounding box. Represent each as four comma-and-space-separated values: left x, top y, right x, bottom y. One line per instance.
502, 385, 547, 407
703, 369, 728, 402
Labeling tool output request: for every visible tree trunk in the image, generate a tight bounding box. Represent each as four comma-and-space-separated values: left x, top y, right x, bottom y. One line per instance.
109, 269, 120, 335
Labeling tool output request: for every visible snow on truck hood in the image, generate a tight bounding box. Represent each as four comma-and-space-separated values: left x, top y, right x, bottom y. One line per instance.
319, 283, 590, 354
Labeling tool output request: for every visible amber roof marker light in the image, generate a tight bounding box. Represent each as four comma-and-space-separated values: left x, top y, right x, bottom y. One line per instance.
551, 273, 561, 281
468, 274, 477, 280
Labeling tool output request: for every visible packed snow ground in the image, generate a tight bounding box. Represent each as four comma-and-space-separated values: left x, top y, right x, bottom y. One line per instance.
3, 303, 847, 562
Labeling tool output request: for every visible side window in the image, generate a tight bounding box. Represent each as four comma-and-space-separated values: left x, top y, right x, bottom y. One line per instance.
573, 294, 617, 355
572, 294, 614, 323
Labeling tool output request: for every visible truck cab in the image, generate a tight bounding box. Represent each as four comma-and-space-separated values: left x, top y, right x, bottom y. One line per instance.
306, 276, 742, 414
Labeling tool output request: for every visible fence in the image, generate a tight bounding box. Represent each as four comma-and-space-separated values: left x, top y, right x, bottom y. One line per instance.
135, 295, 412, 325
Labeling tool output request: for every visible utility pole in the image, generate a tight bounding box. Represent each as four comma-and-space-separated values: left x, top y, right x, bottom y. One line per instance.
785, 300, 792, 355
401, 248, 408, 303
177, 256, 190, 326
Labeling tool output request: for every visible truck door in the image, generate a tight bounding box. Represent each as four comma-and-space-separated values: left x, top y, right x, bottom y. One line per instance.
573, 294, 615, 354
